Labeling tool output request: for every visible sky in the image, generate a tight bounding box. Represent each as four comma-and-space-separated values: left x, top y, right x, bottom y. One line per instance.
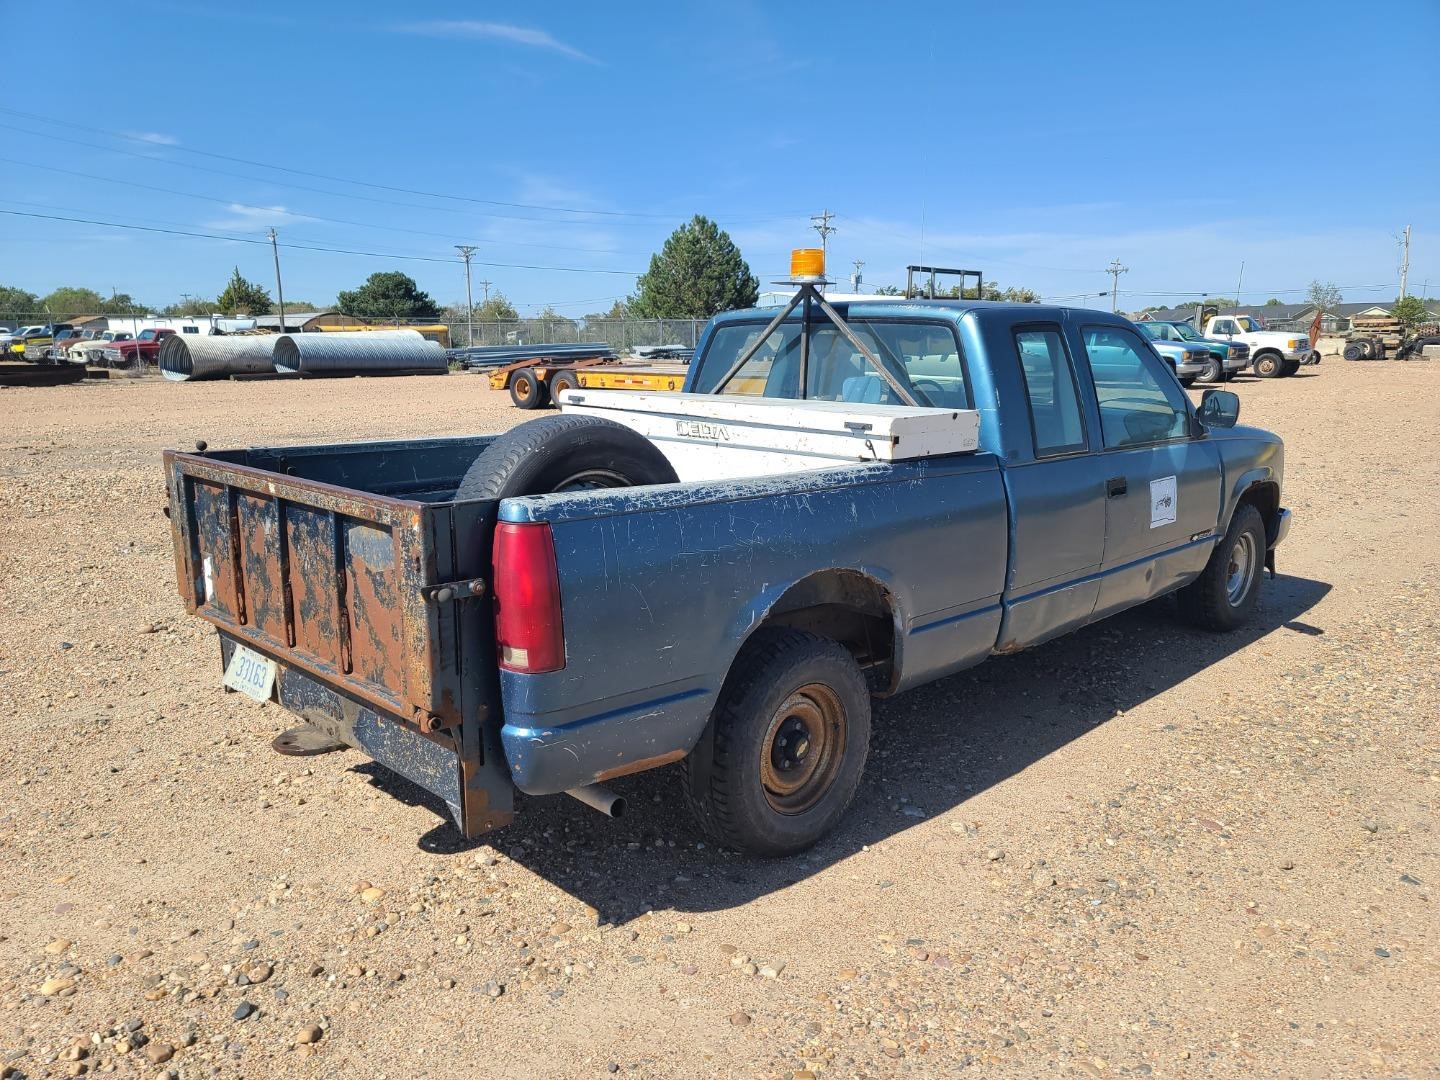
2, 0, 1438, 317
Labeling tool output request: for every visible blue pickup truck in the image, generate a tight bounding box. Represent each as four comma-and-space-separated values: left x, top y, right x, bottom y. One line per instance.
164, 298, 1290, 855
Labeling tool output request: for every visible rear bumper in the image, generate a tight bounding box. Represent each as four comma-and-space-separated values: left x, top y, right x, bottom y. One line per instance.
499, 684, 711, 795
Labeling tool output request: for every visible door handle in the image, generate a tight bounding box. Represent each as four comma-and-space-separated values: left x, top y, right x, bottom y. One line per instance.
1106, 476, 1128, 498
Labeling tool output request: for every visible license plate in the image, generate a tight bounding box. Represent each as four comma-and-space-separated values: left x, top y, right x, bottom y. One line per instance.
223, 644, 278, 702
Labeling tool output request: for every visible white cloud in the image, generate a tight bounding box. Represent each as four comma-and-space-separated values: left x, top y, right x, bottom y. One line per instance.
395, 20, 597, 63
204, 204, 313, 232
128, 131, 180, 146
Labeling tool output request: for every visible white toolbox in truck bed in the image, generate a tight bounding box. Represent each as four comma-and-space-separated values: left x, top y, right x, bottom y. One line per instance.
558, 389, 980, 482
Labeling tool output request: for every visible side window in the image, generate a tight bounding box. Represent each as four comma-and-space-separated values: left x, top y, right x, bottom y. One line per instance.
182, 326, 199, 334
1081, 326, 1191, 448
1014, 327, 1086, 457
1212, 319, 1235, 335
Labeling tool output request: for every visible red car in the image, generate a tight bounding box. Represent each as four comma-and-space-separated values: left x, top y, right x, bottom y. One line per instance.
102, 328, 176, 368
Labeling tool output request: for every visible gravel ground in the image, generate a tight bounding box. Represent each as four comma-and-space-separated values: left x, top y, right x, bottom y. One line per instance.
0, 363, 1436, 1079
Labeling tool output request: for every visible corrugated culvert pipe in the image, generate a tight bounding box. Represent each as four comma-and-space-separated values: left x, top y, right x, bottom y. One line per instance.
272, 330, 448, 375
159, 334, 278, 381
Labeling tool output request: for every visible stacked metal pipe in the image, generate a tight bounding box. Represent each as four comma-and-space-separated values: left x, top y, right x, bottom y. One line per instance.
273, 329, 447, 375
159, 334, 277, 382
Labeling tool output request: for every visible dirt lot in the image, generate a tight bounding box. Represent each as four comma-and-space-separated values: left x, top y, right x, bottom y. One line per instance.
1, 362, 1437, 1079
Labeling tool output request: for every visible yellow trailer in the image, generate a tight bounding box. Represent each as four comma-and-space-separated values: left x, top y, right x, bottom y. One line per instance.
489, 358, 691, 409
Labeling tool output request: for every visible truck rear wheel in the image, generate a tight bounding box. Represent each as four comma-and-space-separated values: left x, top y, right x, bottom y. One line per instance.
1343, 342, 1364, 361
509, 369, 549, 410
1176, 504, 1265, 632
682, 628, 871, 856
454, 414, 678, 501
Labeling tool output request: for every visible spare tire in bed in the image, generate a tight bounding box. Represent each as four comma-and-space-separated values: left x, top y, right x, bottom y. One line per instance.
455, 415, 679, 501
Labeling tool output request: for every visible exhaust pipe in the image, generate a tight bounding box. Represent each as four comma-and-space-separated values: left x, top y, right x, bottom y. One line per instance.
566, 783, 626, 819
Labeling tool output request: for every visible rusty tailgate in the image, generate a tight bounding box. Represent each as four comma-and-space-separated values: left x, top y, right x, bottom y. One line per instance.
164, 449, 470, 733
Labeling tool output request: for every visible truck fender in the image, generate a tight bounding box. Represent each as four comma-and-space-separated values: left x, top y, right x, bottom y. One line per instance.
721, 566, 908, 694
1221, 466, 1279, 542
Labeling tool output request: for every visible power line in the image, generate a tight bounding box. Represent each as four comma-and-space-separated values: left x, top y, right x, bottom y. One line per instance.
0, 208, 642, 275
0, 155, 649, 257
0, 111, 809, 228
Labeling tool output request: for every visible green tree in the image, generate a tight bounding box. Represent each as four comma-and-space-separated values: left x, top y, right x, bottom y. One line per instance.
337, 271, 440, 319
278, 299, 323, 312
473, 292, 519, 321
99, 292, 148, 315
1264, 297, 1283, 306
1390, 295, 1428, 328
873, 284, 904, 296
0, 285, 40, 315
629, 215, 758, 318
161, 296, 217, 317
41, 286, 106, 315
1306, 281, 1343, 313
216, 268, 274, 315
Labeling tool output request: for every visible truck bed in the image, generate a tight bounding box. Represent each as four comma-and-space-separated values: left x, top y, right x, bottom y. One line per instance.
165, 432, 1009, 835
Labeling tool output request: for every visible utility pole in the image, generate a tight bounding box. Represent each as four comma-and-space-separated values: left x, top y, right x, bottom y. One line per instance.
1398, 224, 1411, 298
478, 279, 492, 305
268, 228, 286, 334
810, 209, 836, 260
851, 259, 864, 293
1234, 260, 1245, 311
456, 245, 477, 346
1106, 258, 1129, 312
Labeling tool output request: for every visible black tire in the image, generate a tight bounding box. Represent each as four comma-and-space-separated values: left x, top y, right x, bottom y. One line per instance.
1280, 358, 1301, 376
1343, 342, 1364, 361
1358, 339, 1374, 360
454, 414, 678, 501
1197, 355, 1223, 383
1253, 352, 1283, 378
682, 628, 870, 856
1176, 504, 1265, 632
509, 369, 549, 410
549, 369, 580, 401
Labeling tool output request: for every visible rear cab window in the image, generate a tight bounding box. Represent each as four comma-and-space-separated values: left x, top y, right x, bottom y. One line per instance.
1014, 325, 1087, 457
692, 317, 969, 408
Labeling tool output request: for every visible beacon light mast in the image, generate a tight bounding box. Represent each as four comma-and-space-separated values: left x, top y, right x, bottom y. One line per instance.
707, 248, 920, 405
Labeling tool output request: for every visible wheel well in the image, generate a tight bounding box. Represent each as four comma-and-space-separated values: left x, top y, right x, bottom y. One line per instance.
1238, 481, 1280, 544
760, 570, 898, 694
1252, 348, 1281, 359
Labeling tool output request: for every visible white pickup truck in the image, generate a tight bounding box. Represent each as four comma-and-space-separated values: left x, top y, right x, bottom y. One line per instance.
1201, 315, 1310, 378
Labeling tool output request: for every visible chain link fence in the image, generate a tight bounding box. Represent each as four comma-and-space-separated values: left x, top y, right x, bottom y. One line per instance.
444, 318, 707, 353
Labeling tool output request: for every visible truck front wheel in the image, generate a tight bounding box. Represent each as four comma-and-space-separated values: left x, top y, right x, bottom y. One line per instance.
1176, 504, 1265, 631
1253, 352, 1283, 378
683, 628, 870, 856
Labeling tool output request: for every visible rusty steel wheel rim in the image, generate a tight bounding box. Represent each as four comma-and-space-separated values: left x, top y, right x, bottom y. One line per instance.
759, 683, 847, 815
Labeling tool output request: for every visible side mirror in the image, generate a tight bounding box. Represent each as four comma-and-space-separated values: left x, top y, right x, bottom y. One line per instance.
1198, 388, 1240, 428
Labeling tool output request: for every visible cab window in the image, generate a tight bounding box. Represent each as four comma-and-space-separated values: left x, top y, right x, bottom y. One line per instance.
1081, 326, 1191, 448
692, 318, 968, 408
1014, 327, 1086, 456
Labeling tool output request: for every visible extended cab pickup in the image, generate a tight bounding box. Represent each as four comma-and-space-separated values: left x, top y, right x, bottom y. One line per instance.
164, 300, 1291, 854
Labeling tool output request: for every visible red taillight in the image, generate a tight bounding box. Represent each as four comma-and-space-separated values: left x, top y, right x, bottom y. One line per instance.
493, 522, 565, 673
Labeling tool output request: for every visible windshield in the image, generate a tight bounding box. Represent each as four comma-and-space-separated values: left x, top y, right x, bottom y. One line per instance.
1169, 321, 1204, 341
692, 317, 969, 407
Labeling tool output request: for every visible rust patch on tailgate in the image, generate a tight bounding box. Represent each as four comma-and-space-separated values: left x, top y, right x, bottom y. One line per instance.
343, 520, 406, 698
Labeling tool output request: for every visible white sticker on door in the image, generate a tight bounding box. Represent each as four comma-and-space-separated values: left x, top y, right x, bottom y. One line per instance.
1149, 476, 1178, 529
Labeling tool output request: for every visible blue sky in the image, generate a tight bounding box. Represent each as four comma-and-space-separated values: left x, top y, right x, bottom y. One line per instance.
3, 0, 1438, 315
